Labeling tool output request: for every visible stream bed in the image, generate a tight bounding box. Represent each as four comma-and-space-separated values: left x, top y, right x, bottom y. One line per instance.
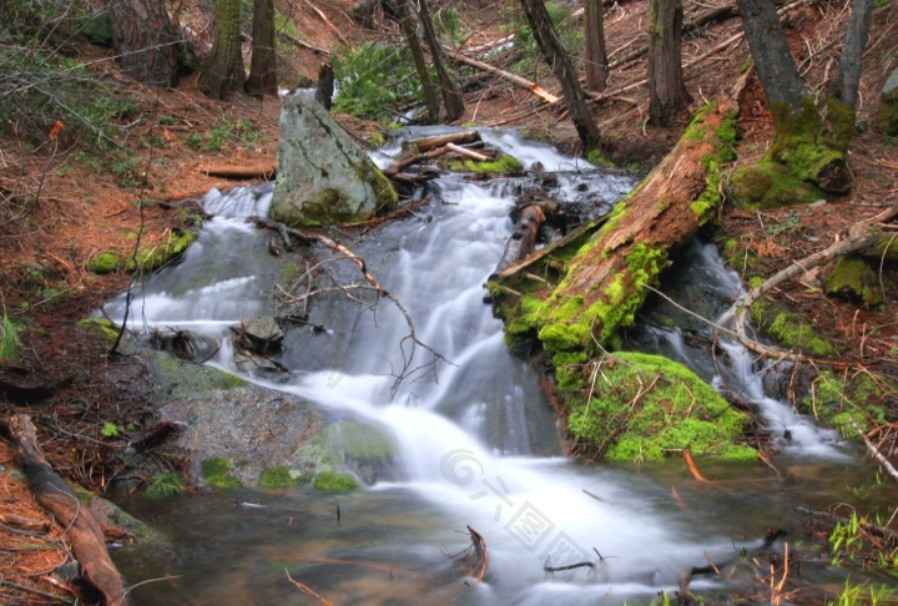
106, 128, 885, 605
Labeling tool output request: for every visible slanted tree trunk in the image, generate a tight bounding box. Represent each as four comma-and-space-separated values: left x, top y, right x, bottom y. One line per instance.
491, 97, 737, 353
396, 0, 441, 120
519, 0, 601, 150
198, 0, 245, 99
416, 0, 465, 121
830, 0, 874, 111
247, 0, 277, 96
647, 0, 691, 125
584, 0, 609, 91
736, 0, 805, 111
107, 0, 181, 87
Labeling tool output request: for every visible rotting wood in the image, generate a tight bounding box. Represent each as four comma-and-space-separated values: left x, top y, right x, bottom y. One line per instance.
443, 48, 561, 104
466, 525, 488, 586
8, 414, 130, 606
199, 163, 277, 180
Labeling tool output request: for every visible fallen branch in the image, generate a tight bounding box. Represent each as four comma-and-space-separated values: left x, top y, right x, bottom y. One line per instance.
683, 450, 711, 483
401, 130, 481, 154
199, 163, 277, 180
466, 525, 488, 586
444, 48, 561, 104
9, 414, 130, 606
851, 420, 898, 482
284, 569, 333, 606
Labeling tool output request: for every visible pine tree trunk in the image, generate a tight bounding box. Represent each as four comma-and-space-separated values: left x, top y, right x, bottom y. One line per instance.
585, 0, 608, 91
830, 0, 873, 111
107, 0, 181, 87
519, 0, 601, 150
647, 0, 690, 126
736, 0, 805, 111
198, 0, 245, 99
396, 0, 441, 120
247, 0, 278, 97
416, 0, 465, 121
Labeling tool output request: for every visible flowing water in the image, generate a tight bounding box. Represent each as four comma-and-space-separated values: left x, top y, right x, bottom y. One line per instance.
108, 129, 879, 605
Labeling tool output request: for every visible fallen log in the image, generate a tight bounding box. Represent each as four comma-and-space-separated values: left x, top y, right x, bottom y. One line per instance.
401, 130, 481, 154
443, 48, 561, 104
494, 95, 738, 354
8, 414, 130, 606
199, 163, 277, 180
387, 145, 450, 175
494, 204, 546, 276
445, 142, 492, 162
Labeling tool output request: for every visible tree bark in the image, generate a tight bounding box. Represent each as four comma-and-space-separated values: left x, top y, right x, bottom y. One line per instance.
494, 205, 546, 275
107, 0, 181, 87
198, 0, 245, 99
396, 0, 441, 120
830, 0, 874, 111
585, 0, 609, 91
648, 0, 691, 126
736, 0, 805, 111
416, 0, 465, 120
247, 0, 278, 97
519, 0, 601, 150
9, 414, 130, 606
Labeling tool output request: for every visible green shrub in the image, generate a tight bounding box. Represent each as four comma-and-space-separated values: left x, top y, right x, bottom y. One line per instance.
146, 473, 188, 499
0, 310, 22, 362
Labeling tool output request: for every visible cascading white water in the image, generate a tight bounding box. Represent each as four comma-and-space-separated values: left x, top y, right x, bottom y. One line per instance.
105, 129, 839, 604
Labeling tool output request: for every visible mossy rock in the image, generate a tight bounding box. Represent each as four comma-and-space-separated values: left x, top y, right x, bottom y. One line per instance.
297, 420, 397, 485
823, 255, 884, 308
86, 228, 196, 275
88, 251, 125, 274
200, 457, 242, 489
801, 370, 896, 434
77, 318, 120, 344
259, 466, 303, 489
728, 162, 824, 210
751, 300, 839, 357
566, 352, 755, 462
876, 68, 898, 136
151, 351, 246, 403
312, 470, 359, 491
446, 154, 524, 175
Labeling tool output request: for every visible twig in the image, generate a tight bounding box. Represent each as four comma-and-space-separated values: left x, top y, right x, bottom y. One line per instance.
284, 569, 334, 606
851, 420, 898, 482
683, 450, 711, 483
466, 525, 488, 586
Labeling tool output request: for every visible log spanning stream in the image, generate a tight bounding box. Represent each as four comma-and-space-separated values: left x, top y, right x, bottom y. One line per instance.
108, 129, 878, 605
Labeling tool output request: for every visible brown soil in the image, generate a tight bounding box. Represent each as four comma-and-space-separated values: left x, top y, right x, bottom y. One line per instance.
1, 0, 897, 602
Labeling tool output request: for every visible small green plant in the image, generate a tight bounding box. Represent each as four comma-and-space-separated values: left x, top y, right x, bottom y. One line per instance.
829, 579, 898, 605
185, 132, 203, 149
146, 473, 187, 499
333, 42, 423, 122
158, 114, 178, 126
101, 422, 121, 438
830, 512, 863, 566
201, 457, 242, 489
312, 470, 359, 491
0, 309, 22, 362
204, 123, 235, 151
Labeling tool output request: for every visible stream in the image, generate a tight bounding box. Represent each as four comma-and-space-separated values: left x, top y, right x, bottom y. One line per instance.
107, 128, 882, 605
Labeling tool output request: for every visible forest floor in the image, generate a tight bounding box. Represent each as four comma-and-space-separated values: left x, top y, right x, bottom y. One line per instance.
1, 0, 898, 602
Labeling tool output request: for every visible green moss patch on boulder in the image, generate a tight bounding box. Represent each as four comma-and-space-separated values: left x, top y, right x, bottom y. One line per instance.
312, 470, 359, 490
567, 352, 755, 462
87, 228, 196, 275
446, 154, 524, 175
751, 300, 840, 357
877, 67, 898, 136
259, 465, 302, 489
823, 255, 884, 308
200, 457, 243, 489
802, 370, 896, 434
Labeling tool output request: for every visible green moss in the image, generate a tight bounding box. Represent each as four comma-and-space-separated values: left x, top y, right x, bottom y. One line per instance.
877, 88, 898, 135
152, 352, 246, 403
146, 473, 188, 499
751, 301, 838, 357
823, 255, 884, 308
567, 352, 755, 462
130, 228, 196, 272
200, 458, 242, 489
586, 149, 615, 168
446, 154, 524, 174
259, 466, 302, 489
88, 251, 125, 274
302, 421, 397, 466
729, 161, 824, 210
77, 318, 120, 343
353, 160, 398, 214
802, 370, 895, 434
312, 470, 359, 490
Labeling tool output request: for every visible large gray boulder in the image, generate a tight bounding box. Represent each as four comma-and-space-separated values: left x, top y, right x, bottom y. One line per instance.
271, 90, 397, 226
878, 67, 898, 136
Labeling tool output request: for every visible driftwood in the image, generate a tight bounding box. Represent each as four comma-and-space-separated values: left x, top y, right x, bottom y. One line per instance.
494, 205, 547, 275
443, 48, 561, 104
387, 146, 450, 175
8, 414, 129, 606
445, 142, 491, 162
465, 525, 488, 586
199, 163, 277, 180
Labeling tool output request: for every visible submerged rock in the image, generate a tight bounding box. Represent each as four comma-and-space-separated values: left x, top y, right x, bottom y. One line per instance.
271, 90, 397, 225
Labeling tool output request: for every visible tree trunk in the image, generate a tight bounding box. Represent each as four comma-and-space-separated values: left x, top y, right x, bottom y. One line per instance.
736, 0, 805, 111
585, 0, 609, 91
491, 97, 737, 352
198, 0, 245, 99
830, 0, 873, 111
647, 0, 691, 126
519, 0, 601, 150
247, 0, 278, 97
416, 0, 465, 121
396, 0, 441, 120
107, 0, 181, 87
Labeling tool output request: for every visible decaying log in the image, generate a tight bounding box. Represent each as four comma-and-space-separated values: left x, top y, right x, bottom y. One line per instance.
400, 130, 481, 154
9, 414, 130, 606
494, 205, 547, 275
499, 94, 738, 350
199, 163, 277, 180
445, 142, 491, 162
443, 48, 561, 104
387, 146, 451, 175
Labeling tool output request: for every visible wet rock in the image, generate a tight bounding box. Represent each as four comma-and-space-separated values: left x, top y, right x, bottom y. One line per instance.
271, 90, 397, 225
148, 328, 220, 362
237, 316, 284, 354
